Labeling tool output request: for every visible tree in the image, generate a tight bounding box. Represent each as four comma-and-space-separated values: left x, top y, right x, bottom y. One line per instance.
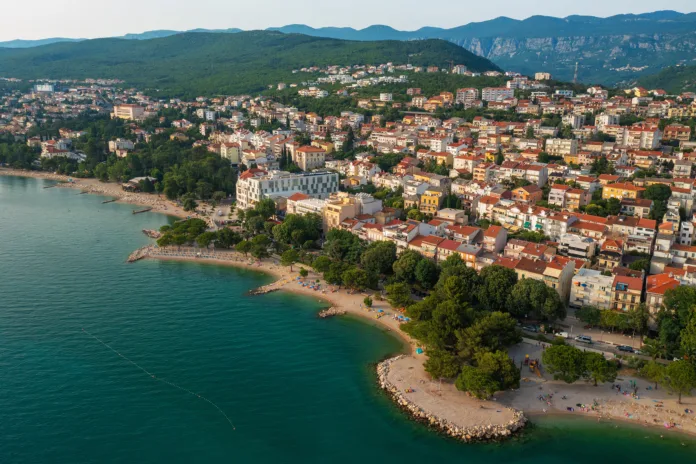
363, 296, 373, 308
629, 258, 650, 272
392, 250, 424, 283
627, 303, 650, 342
576, 305, 601, 326
235, 240, 252, 257
665, 360, 696, 404
507, 278, 566, 322
642, 337, 669, 361
195, 231, 217, 248
386, 282, 413, 308
424, 349, 461, 379
250, 234, 271, 259
475, 350, 520, 391
583, 352, 618, 386
414, 259, 439, 290
342, 267, 370, 292
455, 366, 499, 399
280, 249, 300, 272
457, 312, 521, 361
299, 268, 309, 278
312, 256, 332, 273
680, 314, 696, 359
477, 266, 518, 312
182, 195, 198, 212
542, 344, 586, 383
639, 361, 666, 390
360, 241, 397, 276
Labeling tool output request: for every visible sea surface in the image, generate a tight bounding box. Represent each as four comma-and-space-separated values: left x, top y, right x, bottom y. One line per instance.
1, 175, 694, 463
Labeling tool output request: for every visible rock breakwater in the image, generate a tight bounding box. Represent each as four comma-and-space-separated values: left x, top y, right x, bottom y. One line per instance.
377, 356, 526, 442
318, 307, 346, 318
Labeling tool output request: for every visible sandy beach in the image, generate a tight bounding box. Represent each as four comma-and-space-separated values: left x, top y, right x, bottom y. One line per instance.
0, 168, 190, 219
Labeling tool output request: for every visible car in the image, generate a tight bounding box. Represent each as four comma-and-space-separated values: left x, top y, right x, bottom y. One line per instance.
556, 331, 569, 339
522, 325, 538, 333
617, 345, 634, 353
575, 335, 593, 344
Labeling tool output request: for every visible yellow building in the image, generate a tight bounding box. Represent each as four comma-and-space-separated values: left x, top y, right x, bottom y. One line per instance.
323, 193, 358, 232
602, 182, 645, 200
311, 140, 335, 153
563, 153, 579, 165
419, 188, 445, 215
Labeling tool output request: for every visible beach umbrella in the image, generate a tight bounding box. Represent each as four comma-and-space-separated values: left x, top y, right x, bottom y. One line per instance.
416, 348, 423, 354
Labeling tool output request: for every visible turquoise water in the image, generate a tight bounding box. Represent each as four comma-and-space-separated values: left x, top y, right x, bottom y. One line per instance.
1, 175, 695, 463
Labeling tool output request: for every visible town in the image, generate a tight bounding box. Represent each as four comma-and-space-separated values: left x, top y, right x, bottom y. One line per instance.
3, 63, 696, 389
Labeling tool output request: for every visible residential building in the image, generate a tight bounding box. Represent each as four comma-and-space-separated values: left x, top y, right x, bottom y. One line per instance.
545, 138, 578, 156
645, 273, 680, 318
111, 104, 145, 121
295, 145, 326, 171
558, 234, 596, 260
483, 225, 507, 253
612, 275, 643, 312
602, 183, 645, 200
236, 170, 338, 210
570, 269, 614, 310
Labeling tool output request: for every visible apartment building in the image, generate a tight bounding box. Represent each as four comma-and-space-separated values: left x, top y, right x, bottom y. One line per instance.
570, 269, 614, 310
481, 87, 515, 102
545, 138, 578, 156
236, 170, 338, 210
612, 275, 643, 312
558, 234, 596, 260
111, 104, 145, 121
295, 145, 326, 171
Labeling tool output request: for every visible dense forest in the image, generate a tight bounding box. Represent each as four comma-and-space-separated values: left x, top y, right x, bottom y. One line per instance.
0, 32, 500, 99
638, 65, 696, 94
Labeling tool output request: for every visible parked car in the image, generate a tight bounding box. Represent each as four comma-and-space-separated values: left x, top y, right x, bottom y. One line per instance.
522, 325, 538, 333
556, 331, 570, 339
575, 335, 593, 344
617, 345, 634, 353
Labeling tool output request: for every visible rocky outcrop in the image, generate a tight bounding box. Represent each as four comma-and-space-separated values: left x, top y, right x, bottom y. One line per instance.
127, 245, 153, 263
377, 356, 526, 442
142, 229, 162, 239
318, 307, 346, 318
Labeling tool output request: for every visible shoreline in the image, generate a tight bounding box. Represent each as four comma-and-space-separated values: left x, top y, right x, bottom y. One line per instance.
136, 246, 696, 441
0, 168, 190, 219
135, 246, 526, 440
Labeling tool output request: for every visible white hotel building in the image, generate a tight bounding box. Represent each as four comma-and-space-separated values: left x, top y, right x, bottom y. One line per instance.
236, 170, 339, 210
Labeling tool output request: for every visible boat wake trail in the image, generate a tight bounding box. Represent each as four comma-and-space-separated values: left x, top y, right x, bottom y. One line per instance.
82, 328, 236, 431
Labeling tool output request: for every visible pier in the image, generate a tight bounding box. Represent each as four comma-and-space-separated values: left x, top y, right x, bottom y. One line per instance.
101, 198, 119, 204
132, 207, 153, 214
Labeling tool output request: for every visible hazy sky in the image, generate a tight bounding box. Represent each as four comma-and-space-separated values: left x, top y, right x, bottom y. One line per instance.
2, 1, 694, 41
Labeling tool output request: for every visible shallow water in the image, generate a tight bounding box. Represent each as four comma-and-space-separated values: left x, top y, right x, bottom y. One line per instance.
1, 175, 694, 463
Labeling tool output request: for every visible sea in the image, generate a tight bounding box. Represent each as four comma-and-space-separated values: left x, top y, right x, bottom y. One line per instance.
1, 174, 694, 463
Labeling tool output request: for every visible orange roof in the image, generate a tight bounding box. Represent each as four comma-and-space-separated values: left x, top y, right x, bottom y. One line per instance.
484, 225, 504, 238
613, 275, 642, 291
287, 192, 310, 202
646, 273, 680, 295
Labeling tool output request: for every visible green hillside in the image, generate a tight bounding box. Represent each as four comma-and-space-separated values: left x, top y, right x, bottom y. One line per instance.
638, 65, 696, 94
0, 31, 500, 98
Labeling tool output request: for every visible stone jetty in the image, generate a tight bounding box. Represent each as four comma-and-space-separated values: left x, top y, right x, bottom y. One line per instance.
247, 285, 280, 296
318, 307, 346, 318
142, 229, 162, 239
377, 356, 527, 442
127, 246, 153, 263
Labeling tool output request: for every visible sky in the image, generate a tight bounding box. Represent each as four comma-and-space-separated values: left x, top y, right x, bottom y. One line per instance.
1, 0, 695, 42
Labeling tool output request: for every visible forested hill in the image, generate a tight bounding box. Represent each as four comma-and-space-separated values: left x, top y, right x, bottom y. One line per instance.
0, 31, 500, 98
638, 65, 696, 94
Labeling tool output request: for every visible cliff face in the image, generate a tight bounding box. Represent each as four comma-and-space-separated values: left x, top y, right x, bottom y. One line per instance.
447, 33, 696, 85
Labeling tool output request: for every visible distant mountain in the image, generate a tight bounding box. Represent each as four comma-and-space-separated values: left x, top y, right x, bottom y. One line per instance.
2, 10, 696, 85
0, 31, 499, 98
0, 37, 84, 48
638, 65, 696, 93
